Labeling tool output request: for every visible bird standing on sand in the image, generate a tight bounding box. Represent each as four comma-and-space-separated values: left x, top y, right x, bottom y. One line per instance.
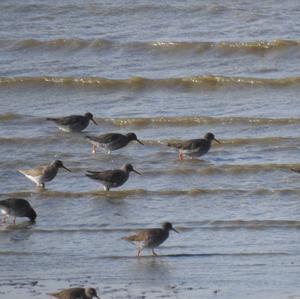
48, 287, 100, 299
86, 163, 141, 191
86, 132, 144, 154
0, 198, 37, 224
18, 160, 71, 189
122, 222, 178, 256
167, 132, 220, 160
46, 112, 97, 132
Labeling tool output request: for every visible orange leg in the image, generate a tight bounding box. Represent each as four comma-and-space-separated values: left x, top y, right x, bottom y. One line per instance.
92, 145, 96, 154
179, 151, 184, 160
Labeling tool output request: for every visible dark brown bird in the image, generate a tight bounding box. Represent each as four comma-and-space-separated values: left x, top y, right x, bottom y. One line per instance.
291, 168, 300, 173
48, 287, 100, 299
0, 198, 37, 224
86, 132, 144, 154
122, 222, 178, 256
86, 164, 141, 191
47, 112, 97, 132
167, 132, 220, 160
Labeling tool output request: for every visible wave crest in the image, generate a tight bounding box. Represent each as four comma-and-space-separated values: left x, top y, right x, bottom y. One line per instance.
0, 75, 300, 90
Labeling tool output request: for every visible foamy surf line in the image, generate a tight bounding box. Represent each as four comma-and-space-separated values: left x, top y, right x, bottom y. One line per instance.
0, 220, 297, 234
0, 75, 300, 90
1, 113, 300, 126
3, 188, 300, 199
3, 38, 300, 54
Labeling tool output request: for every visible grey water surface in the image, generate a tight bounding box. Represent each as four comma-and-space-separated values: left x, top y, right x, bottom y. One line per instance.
0, 1, 299, 298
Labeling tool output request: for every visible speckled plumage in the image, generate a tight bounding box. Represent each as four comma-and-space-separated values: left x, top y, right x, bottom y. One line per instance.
122, 222, 178, 256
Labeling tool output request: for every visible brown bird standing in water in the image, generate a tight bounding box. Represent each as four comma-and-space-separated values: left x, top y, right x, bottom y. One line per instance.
167, 132, 220, 160
122, 222, 178, 256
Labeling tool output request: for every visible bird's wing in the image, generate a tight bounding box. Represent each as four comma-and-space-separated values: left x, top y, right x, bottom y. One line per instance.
122, 228, 161, 242
86, 133, 123, 144
86, 169, 123, 182
166, 141, 185, 149
50, 115, 83, 126
19, 165, 47, 176
0, 199, 10, 209
48, 288, 83, 299
181, 138, 206, 150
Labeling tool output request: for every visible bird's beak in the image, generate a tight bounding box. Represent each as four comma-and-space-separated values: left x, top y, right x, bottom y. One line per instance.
91, 118, 98, 125
133, 169, 142, 175
136, 139, 144, 145
214, 138, 221, 144
172, 227, 179, 233
62, 165, 71, 172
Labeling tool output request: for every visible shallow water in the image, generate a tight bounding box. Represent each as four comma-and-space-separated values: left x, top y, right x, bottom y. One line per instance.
0, 1, 299, 298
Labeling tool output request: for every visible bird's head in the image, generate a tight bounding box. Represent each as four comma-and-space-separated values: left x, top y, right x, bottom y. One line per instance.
205, 132, 220, 144
126, 133, 144, 145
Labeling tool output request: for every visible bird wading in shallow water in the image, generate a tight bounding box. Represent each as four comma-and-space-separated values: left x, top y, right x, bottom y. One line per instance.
167, 132, 220, 160
86, 163, 141, 191
46, 112, 97, 132
18, 160, 71, 189
122, 222, 178, 256
48, 287, 100, 299
85, 132, 144, 154
0, 198, 37, 224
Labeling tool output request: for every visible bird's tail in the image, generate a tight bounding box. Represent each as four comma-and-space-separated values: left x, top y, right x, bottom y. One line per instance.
121, 235, 138, 242
85, 172, 100, 180
85, 135, 98, 145
47, 292, 59, 298
166, 142, 183, 149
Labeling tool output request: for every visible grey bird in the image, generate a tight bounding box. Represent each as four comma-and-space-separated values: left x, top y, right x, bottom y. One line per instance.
47, 112, 97, 132
122, 222, 178, 256
291, 168, 300, 173
48, 287, 100, 299
85, 132, 144, 154
18, 160, 71, 189
167, 132, 220, 160
86, 163, 141, 191
0, 198, 37, 224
